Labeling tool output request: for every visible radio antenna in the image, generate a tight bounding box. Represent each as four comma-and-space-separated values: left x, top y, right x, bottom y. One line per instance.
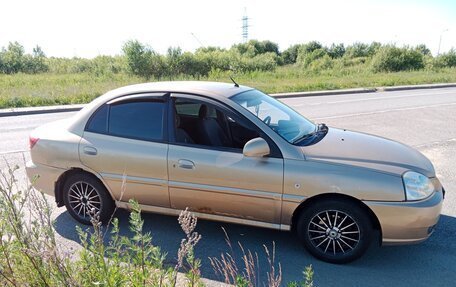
229, 76, 239, 87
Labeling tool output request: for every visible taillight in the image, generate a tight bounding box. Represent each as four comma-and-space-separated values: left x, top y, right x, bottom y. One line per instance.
29, 136, 39, 149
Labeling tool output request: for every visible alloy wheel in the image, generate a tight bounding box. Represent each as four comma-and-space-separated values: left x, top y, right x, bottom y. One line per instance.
67, 181, 102, 221
307, 210, 361, 255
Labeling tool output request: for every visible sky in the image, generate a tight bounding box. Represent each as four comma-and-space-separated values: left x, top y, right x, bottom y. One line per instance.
1, 0, 455, 58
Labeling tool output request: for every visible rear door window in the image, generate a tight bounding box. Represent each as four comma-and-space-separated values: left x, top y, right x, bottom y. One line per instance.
109, 101, 165, 141
85, 99, 166, 142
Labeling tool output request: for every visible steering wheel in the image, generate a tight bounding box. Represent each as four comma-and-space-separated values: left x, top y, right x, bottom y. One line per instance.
263, 116, 271, 125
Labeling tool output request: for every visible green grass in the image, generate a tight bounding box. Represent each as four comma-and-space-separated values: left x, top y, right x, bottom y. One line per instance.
0, 73, 141, 108
1, 66, 456, 108
227, 66, 456, 93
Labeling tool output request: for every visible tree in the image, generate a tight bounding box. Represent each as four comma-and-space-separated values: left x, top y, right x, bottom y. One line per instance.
23, 45, 48, 73
367, 42, 382, 56
166, 47, 182, 78
300, 41, 323, 54
415, 44, 431, 56
346, 42, 370, 58
281, 44, 304, 64
327, 43, 345, 58
122, 40, 156, 79
0, 41, 25, 74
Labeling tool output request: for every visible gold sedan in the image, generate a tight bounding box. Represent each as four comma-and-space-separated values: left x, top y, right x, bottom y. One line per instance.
26, 81, 444, 263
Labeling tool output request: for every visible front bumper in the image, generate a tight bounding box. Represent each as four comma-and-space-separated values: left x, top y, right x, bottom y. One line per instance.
365, 188, 444, 245
26, 161, 66, 197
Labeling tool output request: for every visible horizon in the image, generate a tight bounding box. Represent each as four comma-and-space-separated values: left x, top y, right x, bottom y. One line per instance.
1, 0, 455, 58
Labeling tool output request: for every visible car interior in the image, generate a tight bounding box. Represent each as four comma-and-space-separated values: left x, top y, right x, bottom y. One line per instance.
173, 98, 260, 150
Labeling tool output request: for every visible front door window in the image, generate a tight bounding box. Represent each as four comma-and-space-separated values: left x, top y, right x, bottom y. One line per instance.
172, 98, 260, 150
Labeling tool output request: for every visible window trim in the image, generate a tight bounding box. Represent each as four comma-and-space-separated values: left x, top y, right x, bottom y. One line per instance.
107, 92, 167, 105
168, 93, 283, 159
84, 93, 169, 143
85, 104, 109, 134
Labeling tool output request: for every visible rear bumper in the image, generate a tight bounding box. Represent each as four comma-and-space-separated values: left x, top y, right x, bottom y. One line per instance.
26, 161, 66, 197
365, 189, 444, 245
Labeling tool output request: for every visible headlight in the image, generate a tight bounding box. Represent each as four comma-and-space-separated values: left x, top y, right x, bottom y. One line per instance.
402, 171, 435, 201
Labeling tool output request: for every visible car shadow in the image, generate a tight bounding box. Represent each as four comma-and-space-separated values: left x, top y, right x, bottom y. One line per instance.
54, 210, 456, 286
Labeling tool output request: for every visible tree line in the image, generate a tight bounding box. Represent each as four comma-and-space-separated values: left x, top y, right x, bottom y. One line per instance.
1, 40, 455, 79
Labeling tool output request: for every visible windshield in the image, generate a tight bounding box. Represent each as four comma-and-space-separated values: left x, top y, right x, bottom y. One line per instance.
231, 89, 316, 144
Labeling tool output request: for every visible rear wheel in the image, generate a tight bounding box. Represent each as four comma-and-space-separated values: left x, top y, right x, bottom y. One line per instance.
297, 199, 372, 263
63, 173, 115, 225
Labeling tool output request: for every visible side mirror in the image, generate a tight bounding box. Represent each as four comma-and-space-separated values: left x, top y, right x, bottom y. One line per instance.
243, 138, 270, 157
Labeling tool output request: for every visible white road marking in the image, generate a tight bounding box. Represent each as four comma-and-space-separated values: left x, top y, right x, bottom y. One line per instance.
0, 150, 28, 155
313, 102, 456, 120
287, 90, 456, 107
326, 91, 456, 104
414, 138, 456, 148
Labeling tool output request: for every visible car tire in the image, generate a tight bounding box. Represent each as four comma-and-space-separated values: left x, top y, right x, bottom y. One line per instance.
296, 198, 372, 264
63, 172, 115, 225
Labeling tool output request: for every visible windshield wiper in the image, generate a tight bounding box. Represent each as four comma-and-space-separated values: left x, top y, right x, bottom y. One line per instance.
292, 133, 314, 144
292, 123, 328, 145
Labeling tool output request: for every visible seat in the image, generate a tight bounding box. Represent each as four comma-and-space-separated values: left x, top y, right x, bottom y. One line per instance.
175, 113, 194, 144
196, 104, 230, 147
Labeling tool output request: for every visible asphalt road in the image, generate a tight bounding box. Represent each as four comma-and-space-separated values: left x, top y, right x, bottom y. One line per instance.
1, 87, 456, 286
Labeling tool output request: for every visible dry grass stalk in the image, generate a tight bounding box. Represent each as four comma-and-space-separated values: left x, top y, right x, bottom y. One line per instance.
209, 228, 282, 287
173, 208, 202, 286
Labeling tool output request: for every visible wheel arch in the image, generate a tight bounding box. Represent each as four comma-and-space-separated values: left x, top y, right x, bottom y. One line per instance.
55, 167, 114, 207
290, 193, 382, 245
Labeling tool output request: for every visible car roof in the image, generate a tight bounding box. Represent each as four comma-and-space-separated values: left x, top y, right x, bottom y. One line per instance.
103, 81, 252, 101
67, 81, 253, 135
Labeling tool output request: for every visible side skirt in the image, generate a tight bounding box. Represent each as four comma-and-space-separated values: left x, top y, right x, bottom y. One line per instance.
116, 201, 291, 231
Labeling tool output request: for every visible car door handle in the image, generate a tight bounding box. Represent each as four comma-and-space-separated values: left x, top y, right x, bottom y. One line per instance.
178, 159, 195, 170
83, 146, 98, 156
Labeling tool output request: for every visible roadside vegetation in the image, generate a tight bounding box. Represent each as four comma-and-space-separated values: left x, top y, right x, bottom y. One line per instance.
0, 165, 314, 286
1, 40, 456, 108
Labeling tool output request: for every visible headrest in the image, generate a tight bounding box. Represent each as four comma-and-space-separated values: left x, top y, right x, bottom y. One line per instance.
198, 104, 208, 119
175, 114, 181, 127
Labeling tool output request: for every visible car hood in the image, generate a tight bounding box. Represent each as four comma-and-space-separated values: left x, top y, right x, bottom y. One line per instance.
300, 128, 435, 177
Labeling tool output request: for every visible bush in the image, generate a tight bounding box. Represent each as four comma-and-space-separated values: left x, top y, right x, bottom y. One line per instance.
179, 52, 211, 78
90, 55, 125, 76
299, 41, 323, 54
327, 43, 346, 59
0, 165, 203, 286
23, 46, 49, 73
232, 40, 280, 57
297, 48, 327, 68
346, 42, 381, 58
432, 49, 456, 68
240, 52, 278, 72
415, 44, 431, 56
192, 48, 278, 75
0, 164, 314, 286
309, 54, 334, 71
371, 46, 424, 72
281, 44, 304, 65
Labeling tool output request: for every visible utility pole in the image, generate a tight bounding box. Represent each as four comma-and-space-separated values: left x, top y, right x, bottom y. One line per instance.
437, 29, 448, 56
242, 8, 249, 43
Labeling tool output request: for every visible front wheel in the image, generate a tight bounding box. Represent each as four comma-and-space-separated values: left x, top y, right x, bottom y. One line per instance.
297, 199, 372, 264
63, 173, 115, 225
